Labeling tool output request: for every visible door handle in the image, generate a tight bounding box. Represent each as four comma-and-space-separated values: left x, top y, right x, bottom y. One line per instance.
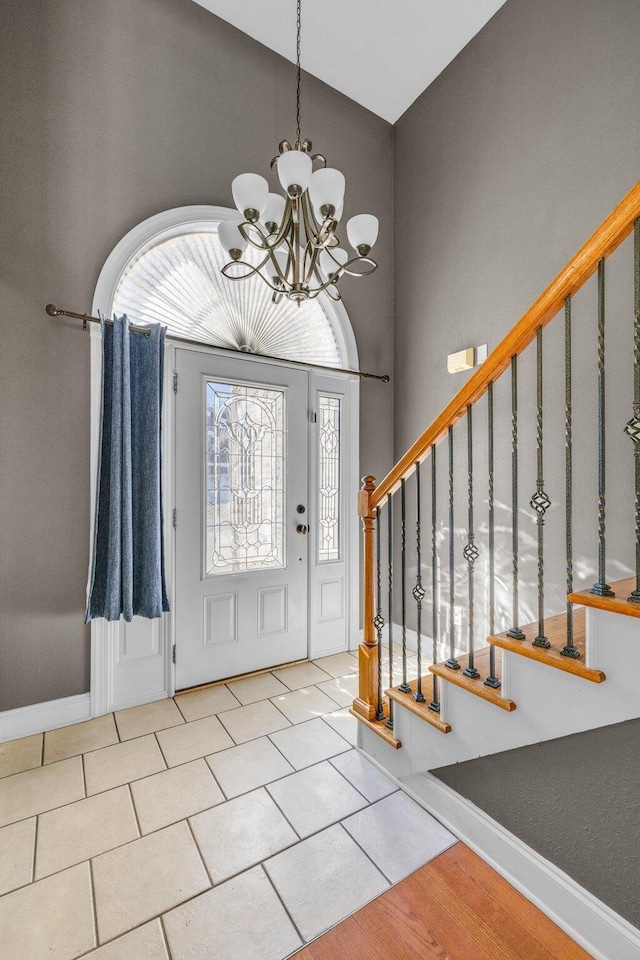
296, 524, 308, 535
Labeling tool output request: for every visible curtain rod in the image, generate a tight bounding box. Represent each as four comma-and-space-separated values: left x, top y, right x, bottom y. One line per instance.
45, 304, 390, 383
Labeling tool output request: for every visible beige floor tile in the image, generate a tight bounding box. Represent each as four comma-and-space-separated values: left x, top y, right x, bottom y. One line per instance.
269, 717, 350, 770
0, 756, 84, 827
115, 699, 184, 741
330, 750, 398, 803
84, 736, 165, 796
0, 861, 95, 960
44, 715, 119, 764
270, 686, 342, 724
92, 821, 210, 943
35, 785, 138, 879
342, 791, 455, 884
316, 673, 359, 708
266, 761, 367, 838
174, 684, 240, 722
218, 700, 290, 744
0, 817, 35, 894
163, 866, 301, 960
264, 824, 389, 942
190, 788, 298, 883
79, 919, 168, 959
156, 715, 233, 767
206, 737, 294, 799
313, 652, 360, 678
228, 671, 290, 705
272, 661, 332, 690
131, 759, 224, 834
323, 708, 358, 745
0, 733, 42, 778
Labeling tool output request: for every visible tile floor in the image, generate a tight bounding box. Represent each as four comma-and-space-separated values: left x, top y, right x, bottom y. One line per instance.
0, 649, 454, 960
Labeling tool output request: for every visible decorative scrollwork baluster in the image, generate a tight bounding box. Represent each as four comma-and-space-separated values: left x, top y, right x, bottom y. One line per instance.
626, 219, 640, 603
507, 356, 526, 640
485, 381, 501, 687
591, 258, 615, 598
399, 478, 411, 691
413, 461, 426, 702
374, 513, 386, 721
385, 495, 394, 729
531, 326, 551, 648
429, 445, 441, 711
562, 297, 580, 658
463, 406, 480, 677
446, 425, 460, 670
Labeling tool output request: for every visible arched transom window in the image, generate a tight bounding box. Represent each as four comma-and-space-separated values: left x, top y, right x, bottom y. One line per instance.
111, 227, 346, 368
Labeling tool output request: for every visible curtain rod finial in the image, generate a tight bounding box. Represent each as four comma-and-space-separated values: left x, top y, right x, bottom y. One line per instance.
45, 303, 60, 316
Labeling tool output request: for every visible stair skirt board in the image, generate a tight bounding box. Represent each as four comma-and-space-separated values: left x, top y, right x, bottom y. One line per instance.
0, 692, 91, 743
356, 748, 640, 960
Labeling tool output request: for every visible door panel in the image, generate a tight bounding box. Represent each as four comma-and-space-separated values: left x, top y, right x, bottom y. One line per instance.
175, 349, 309, 689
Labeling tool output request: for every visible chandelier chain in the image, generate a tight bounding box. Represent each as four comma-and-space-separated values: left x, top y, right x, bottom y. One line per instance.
296, 0, 302, 143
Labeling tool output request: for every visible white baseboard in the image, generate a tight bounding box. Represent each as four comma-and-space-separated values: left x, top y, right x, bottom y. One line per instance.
0, 692, 91, 743
392, 767, 640, 960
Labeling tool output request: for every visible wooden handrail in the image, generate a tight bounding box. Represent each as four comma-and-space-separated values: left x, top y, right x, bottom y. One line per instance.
371, 180, 640, 507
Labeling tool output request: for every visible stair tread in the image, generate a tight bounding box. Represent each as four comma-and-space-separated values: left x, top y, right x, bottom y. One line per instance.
569, 577, 640, 619
386, 675, 451, 733
430, 647, 516, 712
489, 609, 606, 683
349, 703, 402, 749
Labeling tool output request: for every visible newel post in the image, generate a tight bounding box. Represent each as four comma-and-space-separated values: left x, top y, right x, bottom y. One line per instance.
353, 476, 378, 721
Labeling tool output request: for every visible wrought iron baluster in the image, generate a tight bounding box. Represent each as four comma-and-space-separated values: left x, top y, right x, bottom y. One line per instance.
374, 510, 386, 721
531, 327, 551, 648
485, 381, 501, 687
562, 297, 580, 657
399, 478, 411, 691
507, 356, 526, 640
463, 406, 480, 677
591, 258, 615, 597
413, 461, 426, 702
446, 425, 460, 669
626, 218, 640, 603
386, 495, 394, 729
429, 445, 441, 711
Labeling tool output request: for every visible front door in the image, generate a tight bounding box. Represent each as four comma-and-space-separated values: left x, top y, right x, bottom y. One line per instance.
175, 348, 309, 689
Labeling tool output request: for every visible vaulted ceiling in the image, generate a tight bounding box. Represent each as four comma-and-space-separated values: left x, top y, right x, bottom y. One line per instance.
193, 0, 508, 123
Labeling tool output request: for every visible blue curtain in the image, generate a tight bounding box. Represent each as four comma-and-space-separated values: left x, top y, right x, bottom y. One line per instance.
86, 314, 170, 622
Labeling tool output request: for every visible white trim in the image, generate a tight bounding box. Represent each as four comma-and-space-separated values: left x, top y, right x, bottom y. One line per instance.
0, 693, 91, 743
88, 205, 361, 712
359, 751, 640, 960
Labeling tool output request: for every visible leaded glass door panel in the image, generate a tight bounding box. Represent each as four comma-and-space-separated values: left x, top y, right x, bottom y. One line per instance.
175, 349, 309, 688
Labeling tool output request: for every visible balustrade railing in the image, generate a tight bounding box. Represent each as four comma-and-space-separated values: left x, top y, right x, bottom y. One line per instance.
353, 183, 640, 739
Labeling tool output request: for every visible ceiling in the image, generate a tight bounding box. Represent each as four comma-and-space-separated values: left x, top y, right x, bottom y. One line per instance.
193, 0, 508, 124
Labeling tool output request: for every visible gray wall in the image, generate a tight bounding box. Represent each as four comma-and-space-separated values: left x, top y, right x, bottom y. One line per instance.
433, 718, 640, 928
394, 0, 640, 644
0, 0, 393, 711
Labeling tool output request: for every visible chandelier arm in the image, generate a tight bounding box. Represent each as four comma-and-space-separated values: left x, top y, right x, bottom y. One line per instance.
238, 221, 276, 252
221, 253, 275, 282
310, 153, 327, 169
308, 266, 342, 302
269, 198, 295, 250
341, 255, 379, 278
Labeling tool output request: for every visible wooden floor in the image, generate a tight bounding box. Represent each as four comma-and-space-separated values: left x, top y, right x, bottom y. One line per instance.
291, 842, 594, 960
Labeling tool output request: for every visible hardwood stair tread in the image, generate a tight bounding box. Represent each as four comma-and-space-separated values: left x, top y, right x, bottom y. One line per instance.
386, 674, 452, 733
569, 577, 640, 619
349, 700, 402, 749
489, 608, 606, 683
430, 647, 516, 712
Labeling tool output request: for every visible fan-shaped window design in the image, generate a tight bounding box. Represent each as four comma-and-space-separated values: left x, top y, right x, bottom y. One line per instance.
112, 231, 343, 367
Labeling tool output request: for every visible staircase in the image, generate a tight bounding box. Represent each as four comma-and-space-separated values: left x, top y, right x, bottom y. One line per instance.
351, 181, 640, 778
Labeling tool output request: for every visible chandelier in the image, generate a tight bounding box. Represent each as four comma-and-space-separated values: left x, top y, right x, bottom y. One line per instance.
218, 0, 379, 305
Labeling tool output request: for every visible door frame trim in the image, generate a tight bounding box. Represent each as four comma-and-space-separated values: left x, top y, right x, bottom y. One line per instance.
89, 205, 360, 714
